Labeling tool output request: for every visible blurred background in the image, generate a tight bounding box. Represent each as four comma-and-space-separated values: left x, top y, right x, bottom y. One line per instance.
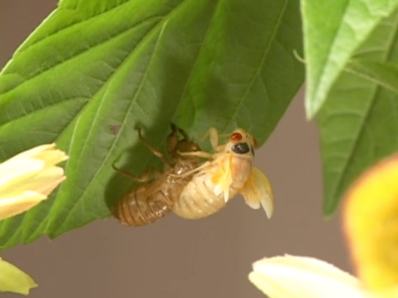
0, 1, 350, 297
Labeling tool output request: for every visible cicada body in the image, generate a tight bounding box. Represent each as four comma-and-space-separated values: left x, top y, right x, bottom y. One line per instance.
113, 125, 201, 226
173, 129, 274, 220
114, 126, 274, 227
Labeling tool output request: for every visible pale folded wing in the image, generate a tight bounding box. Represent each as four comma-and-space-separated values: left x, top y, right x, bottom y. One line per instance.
240, 167, 274, 218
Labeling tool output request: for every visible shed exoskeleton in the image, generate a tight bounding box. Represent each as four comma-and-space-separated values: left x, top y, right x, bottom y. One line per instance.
113, 124, 201, 226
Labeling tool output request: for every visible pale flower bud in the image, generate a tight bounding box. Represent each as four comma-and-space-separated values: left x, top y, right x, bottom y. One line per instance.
0, 144, 68, 220
0, 257, 37, 295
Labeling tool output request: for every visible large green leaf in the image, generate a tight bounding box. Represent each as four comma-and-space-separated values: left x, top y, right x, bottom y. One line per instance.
317, 9, 398, 214
302, 0, 398, 117
0, 0, 303, 248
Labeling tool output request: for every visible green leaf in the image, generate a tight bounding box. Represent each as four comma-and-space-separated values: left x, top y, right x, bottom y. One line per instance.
0, 258, 37, 295
317, 9, 398, 215
302, 0, 398, 117
0, 0, 303, 248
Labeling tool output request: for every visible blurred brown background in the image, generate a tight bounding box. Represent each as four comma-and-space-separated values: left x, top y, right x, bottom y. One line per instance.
0, 1, 350, 297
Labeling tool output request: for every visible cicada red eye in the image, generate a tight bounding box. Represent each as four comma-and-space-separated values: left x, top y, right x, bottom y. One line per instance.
231, 132, 243, 142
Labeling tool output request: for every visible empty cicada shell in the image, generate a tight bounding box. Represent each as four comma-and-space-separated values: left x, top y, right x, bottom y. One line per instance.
113, 125, 201, 226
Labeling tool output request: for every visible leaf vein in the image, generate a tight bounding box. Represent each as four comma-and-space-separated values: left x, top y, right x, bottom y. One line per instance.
1, 15, 163, 96
222, 0, 288, 132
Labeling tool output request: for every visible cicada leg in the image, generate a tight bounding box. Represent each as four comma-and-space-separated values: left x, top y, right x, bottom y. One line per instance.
136, 126, 171, 166
198, 127, 226, 153
166, 124, 180, 155
112, 163, 155, 183
171, 123, 189, 140
208, 127, 219, 150
169, 161, 211, 179
177, 150, 213, 159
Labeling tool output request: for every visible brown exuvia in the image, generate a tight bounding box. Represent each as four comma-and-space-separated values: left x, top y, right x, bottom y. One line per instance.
113, 124, 201, 226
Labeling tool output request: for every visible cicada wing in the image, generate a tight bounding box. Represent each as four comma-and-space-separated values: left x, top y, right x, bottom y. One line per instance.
240, 167, 274, 219
210, 155, 233, 202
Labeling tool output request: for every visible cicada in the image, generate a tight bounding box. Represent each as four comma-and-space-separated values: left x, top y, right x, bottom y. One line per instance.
173, 128, 274, 219
113, 126, 274, 227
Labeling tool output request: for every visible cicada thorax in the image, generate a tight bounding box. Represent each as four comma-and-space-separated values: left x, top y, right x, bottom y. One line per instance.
114, 158, 199, 226
229, 154, 253, 190
173, 152, 254, 219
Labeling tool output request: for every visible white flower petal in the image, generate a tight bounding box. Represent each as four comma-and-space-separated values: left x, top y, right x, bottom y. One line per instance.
0, 160, 45, 194
249, 255, 366, 298
34, 147, 68, 166
0, 144, 68, 220
2, 144, 56, 165
34, 174, 66, 196
11, 166, 65, 196
0, 191, 46, 220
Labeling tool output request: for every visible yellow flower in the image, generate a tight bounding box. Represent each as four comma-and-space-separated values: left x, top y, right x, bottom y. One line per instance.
249, 154, 398, 298
0, 143, 68, 220
344, 155, 398, 292
0, 144, 67, 295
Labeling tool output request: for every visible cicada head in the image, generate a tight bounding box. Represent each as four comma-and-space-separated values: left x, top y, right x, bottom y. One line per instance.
225, 129, 256, 158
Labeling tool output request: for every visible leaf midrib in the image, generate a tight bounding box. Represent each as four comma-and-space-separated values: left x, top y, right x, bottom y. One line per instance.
309, 0, 350, 113
222, 0, 288, 133
175, 0, 221, 129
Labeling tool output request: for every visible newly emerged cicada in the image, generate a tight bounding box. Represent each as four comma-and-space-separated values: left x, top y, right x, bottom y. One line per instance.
173, 128, 274, 219
113, 126, 274, 227
113, 124, 201, 226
